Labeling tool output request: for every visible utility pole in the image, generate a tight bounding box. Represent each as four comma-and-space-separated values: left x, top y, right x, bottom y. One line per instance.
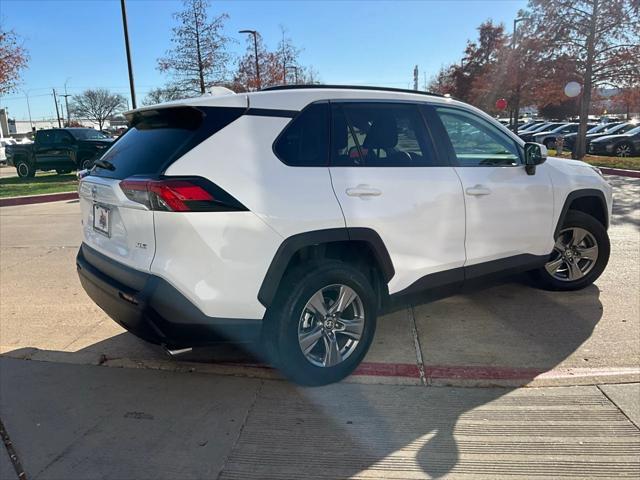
52, 89, 62, 128
62, 79, 71, 126
413, 65, 419, 91
239, 30, 261, 90
120, 0, 137, 109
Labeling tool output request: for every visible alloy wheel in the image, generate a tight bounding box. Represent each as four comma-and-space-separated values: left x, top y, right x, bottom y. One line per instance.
17, 163, 29, 177
615, 144, 632, 157
297, 284, 365, 368
545, 227, 599, 282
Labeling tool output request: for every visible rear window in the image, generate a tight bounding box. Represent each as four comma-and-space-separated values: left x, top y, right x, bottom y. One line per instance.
273, 102, 329, 167
93, 106, 244, 179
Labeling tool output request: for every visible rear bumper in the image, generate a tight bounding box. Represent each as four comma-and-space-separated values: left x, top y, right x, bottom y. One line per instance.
76, 243, 262, 347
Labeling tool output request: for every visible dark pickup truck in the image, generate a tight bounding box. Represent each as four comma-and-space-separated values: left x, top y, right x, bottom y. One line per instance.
6, 128, 114, 178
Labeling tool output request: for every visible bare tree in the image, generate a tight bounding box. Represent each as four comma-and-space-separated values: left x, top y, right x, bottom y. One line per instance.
158, 0, 231, 95
143, 86, 187, 105
0, 27, 29, 95
529, 0, 640, 158
70, 89, 126, 130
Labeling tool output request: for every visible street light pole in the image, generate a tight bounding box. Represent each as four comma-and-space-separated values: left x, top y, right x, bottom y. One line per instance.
52, 89, 62, 128
239, 30, 261, 90
23, 90, 33, 132
120, 0, 137, 109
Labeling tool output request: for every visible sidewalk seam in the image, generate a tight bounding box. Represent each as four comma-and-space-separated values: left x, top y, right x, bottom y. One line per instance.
408, 306, 427, 387
597, 384, 640, 430
0, 416, 27, 480
216, 379, 263, 480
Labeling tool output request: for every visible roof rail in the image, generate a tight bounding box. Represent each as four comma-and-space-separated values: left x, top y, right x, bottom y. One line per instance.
261, 84, 445, 98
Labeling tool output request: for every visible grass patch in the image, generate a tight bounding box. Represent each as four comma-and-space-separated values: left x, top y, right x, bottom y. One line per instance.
550, 150, 640, 171
0, 172, 78, 198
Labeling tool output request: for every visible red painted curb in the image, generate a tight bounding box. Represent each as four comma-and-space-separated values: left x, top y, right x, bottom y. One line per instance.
600, 167, 640, 178
0, 191, 79, 207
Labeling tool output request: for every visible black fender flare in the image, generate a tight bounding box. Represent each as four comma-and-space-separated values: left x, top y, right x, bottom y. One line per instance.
554, 189, 608, 238
258, 227, 394, 307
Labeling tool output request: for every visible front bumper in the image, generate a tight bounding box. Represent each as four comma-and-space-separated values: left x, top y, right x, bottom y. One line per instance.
588, 143, 612, 155
76, 243, 262, 347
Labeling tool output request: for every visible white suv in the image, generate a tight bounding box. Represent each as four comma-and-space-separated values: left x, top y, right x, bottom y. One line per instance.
77, 86, 612, 385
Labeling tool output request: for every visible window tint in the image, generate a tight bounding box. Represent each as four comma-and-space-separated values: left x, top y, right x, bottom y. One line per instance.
331, 103, 436, 167
435, 107, 521, 167
274, 103, 329, 166
52, 131, 73, 145
36, 131, 55, 145
93, 106, 244, 180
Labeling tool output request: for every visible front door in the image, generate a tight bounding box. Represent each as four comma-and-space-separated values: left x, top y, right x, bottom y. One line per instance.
429, 105, 554, 272
328, 101, 466, 295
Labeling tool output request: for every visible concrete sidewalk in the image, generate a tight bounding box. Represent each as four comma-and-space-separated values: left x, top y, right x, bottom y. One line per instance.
1, 358, 639, 480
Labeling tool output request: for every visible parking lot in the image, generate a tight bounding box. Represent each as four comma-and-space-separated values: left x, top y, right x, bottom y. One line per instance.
0, 175, 639, 479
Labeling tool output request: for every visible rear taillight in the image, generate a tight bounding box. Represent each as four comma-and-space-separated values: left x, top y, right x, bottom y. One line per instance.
119, 177, 247, 212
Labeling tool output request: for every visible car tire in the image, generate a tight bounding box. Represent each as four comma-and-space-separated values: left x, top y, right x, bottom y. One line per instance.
263, 260, 377, 386
16, 160, 35, 178
614, 142, 634, 158
531, 210, 609, 291
80, 158, 94, 171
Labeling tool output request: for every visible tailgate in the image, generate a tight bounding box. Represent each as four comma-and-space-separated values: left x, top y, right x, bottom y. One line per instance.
79, 176, 156, 271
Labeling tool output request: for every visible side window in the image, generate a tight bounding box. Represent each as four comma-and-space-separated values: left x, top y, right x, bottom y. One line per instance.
435, 107, 521, 167
274, 103, 329, 166
36, 131, 54, 145
331, 103, 437, 167
53, 131, 73, 145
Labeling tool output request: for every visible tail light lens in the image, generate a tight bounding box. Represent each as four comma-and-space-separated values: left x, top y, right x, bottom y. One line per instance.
119, 177, 247, 212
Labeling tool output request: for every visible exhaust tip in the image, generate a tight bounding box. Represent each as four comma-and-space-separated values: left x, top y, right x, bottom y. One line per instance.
164, 346, 193, 357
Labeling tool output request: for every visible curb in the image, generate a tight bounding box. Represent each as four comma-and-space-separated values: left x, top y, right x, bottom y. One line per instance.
601, 167, 640, 178
2, 348, 639, 388
0, 191, 79, 207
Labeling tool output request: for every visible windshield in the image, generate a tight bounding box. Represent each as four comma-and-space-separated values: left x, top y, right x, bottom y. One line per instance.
69, 129, 110, 140
625, 126, 640, 136
588, 123, 615, 134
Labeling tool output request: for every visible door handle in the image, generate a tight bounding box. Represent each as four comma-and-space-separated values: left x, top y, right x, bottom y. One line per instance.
465, 185, 492, 196
346, 185, 382, 198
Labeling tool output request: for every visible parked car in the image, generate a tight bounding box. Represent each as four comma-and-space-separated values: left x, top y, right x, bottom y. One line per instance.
5, 128, 113, 178
76, 85, 612, 386
516, 120, 546, 132
519, 122, 568, 142
532, 123, 597, 149
588, 125, 640, 157
0, 138, 17, 165
563, 122, 635, 152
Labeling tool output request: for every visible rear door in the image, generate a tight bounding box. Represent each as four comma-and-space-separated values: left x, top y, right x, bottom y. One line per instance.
328, 101, 466, 295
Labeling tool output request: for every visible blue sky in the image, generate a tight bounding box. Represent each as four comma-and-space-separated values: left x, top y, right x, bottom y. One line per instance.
1, 0, 527, 120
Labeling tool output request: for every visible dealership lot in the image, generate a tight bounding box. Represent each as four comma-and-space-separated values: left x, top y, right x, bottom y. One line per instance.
0, 175, 639, 479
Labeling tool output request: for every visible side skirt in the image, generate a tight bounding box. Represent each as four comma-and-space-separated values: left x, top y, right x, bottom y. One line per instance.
390, 253, 549, 301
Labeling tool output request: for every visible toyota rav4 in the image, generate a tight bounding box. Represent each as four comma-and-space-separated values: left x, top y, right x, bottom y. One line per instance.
76, 85, 612, 385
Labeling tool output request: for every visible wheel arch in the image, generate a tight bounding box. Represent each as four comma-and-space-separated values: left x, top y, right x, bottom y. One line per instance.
258, 227, 394, 308
555, 189, 608, 237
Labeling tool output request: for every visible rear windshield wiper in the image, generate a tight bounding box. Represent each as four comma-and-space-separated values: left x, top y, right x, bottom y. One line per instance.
93, 159, 116, 171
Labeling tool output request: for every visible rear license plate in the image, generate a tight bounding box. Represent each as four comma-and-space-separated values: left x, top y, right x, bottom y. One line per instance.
93, 204, 111, 236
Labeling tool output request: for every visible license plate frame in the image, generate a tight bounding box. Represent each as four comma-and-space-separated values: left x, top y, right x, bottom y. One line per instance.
93, 204, 111, 237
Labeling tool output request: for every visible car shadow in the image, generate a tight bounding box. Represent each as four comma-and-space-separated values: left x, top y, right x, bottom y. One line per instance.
2, 275, 604, 479
607, 175, 639, 227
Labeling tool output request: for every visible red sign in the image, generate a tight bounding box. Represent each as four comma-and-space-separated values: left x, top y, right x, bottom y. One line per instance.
495, 98, 508, 111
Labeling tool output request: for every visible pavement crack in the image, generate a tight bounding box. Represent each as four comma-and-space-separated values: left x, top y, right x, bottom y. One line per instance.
0, 415, 28, 480
216, 379, 263, 480
409, 306, 427, 387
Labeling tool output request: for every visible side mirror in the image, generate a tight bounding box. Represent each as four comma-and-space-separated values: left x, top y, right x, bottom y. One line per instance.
524, 142, 547, 175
